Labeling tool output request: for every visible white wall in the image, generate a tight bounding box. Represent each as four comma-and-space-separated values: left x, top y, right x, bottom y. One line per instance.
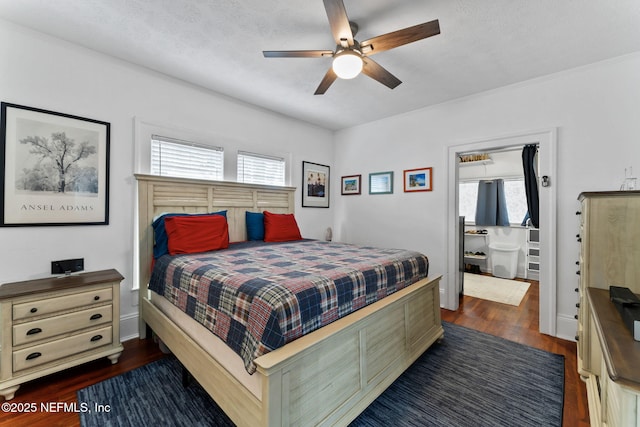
333, 52, 640, 339
4, 16, 640, 342
0, 20, 334, 340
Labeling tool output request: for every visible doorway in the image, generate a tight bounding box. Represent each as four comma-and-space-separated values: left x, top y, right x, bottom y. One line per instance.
445, 129, 557, 336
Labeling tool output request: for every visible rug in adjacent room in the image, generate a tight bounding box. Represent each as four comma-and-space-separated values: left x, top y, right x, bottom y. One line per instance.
78, 322, 564, 427
463, 272, 530, 306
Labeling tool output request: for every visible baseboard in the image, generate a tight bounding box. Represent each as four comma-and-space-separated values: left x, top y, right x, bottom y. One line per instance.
556, 314, 577, 342
120, 312, 140, 342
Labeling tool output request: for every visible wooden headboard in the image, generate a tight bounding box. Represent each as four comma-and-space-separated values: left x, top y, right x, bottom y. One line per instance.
135, 173, 296, 297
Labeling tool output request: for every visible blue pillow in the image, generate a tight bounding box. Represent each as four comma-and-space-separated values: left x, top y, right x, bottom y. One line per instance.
246, 211, 264, 241
152, 211, 227, 258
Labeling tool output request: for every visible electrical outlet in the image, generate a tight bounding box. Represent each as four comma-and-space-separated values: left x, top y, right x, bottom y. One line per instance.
51, 258, 84, 275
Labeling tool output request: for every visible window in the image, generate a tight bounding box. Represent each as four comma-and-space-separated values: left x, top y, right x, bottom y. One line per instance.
151, 135, 223, 180
503, 179, 528, 224
459, 178, 528, 225
237, 151, 285, 186
459, 181, 479, 221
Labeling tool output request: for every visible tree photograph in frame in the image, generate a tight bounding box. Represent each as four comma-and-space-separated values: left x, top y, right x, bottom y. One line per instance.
1, 102, 110, 226
341, 174, 361, 195
404, 167, 433, 192
302, 161, 329, 207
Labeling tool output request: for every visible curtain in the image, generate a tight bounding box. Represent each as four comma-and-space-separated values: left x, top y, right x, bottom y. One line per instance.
475, 179, 510, 226
522, 144, 539, 228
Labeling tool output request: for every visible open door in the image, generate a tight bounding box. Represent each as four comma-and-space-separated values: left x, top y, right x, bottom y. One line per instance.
445, 129, 557, 336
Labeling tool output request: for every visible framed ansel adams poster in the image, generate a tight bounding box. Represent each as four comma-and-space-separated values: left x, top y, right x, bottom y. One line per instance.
302, 161, 329, 208
0, 103, 110, 226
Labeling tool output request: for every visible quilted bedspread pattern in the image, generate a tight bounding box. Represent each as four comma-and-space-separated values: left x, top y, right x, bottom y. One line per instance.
149, 240, 429, 373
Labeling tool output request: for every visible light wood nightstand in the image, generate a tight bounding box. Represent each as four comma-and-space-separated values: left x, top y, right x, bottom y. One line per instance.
0, 269, 124, 400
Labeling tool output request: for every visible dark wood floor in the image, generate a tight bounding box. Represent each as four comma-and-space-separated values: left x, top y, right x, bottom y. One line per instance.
1, 278, 589, 427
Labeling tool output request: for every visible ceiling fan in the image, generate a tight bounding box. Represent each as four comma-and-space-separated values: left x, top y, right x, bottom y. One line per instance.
263, 0, 440, 95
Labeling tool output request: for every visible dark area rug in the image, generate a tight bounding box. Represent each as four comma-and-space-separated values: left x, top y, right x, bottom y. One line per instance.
78, 322, 564, 427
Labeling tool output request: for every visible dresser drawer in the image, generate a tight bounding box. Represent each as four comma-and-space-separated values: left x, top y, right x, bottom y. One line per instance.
13, 287, 112, 320
13, 325, 112, 372
13, 305, 112, 346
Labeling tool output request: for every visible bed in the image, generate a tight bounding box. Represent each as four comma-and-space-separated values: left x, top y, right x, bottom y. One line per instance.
136, 173, 444, 427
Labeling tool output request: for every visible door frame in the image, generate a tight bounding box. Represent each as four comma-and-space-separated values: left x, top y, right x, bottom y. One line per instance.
445, 128, 557, 336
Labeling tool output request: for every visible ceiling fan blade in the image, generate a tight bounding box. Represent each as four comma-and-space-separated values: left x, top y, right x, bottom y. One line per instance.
323, 0, 354, 48
314, 68, 338, 95
361, 58, 402, 89
360, 20, 440, 55
263, 50, 334, 58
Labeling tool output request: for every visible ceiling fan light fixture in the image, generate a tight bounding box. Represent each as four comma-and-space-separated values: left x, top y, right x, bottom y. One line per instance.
332, 50, 363, 79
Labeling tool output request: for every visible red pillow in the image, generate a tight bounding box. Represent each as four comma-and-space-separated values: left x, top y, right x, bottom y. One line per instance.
263, 211, 302, 242
164, 214, 229, 255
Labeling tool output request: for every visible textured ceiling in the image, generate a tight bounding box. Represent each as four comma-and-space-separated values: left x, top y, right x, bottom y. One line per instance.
1, 0, 640, 130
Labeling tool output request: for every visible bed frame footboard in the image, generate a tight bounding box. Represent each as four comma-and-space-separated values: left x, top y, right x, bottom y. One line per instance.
142, 275, 442, 427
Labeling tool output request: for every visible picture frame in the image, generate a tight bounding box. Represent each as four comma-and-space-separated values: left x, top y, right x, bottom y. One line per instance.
341, 174, 361, 195
1, 102, 110, 226
404, 167, 433, 192
302, 161, 329, 208
369, 171, 394, 194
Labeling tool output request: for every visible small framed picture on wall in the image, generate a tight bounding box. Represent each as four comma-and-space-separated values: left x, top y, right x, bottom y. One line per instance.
369, 171, 394, 195
341, 174, 361, 195
403, 167, 432, 192
302, 161, 330, 207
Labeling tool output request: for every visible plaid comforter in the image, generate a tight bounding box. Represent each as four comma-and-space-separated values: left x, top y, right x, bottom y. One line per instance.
149, 240, 429, 374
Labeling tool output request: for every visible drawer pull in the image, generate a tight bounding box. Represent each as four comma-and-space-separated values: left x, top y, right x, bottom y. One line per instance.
90, 313, 103, 320
26, 352, 42, 360
575, 288, 579, 293
575, 335, 579, 341
30, 307, 38, 313
576, 271, 580, 275
94, 296, 100, 301
576, 303, 580, 308
90, 334, 103, 342
574, 314, 578, 320
576, 211, 581, 215
26, 328, 42, 336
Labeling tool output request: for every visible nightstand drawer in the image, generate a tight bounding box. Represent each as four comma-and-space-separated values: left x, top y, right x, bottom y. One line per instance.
13, 325, 113, 372
13, 305, 113, 346
13, 287, 112, 320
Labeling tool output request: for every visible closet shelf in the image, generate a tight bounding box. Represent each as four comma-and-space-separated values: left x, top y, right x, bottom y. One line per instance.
459, 159, 493, 167
464, 231, 488, 237
464, 254, 487, 260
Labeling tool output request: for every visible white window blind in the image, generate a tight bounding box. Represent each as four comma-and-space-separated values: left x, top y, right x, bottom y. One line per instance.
459, 178, 528, 225
151, 135, 223, 180
237, 151, 285, 186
